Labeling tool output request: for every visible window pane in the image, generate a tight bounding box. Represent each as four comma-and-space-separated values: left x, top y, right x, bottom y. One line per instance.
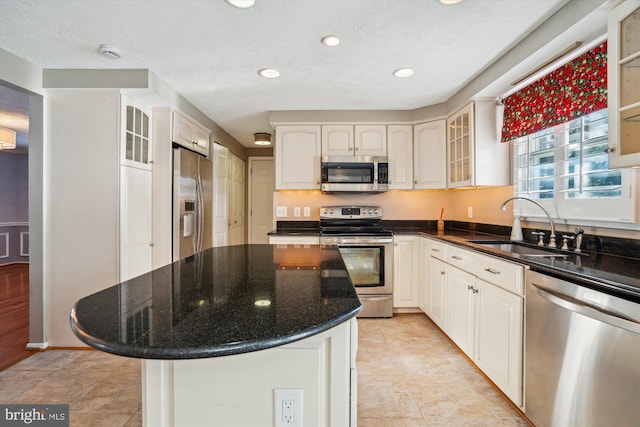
126, 132, 133, 160
126, 106, 134, 133
134, 108, 142, 134
142, 112, 149, 138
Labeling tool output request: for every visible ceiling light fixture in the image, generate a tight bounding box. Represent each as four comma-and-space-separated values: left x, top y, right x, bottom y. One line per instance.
99, 44, 122, 59
258, 68, 280, 79
393, 68, 415, 78
225, 0, 256, 8
0, 127, 17, 150
254, 133, 272, 146
439, 0, 463, 4
321, 35, 340, 47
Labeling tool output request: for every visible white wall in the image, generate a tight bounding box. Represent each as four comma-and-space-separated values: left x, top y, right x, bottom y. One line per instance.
46, 89, 120, 346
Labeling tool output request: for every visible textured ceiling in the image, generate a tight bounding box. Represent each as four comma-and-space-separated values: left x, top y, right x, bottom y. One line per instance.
0, 0, 606, 148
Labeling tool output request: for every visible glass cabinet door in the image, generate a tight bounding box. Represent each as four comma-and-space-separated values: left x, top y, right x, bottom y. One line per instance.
447, 104, 473, 187
608, 2, 640, 167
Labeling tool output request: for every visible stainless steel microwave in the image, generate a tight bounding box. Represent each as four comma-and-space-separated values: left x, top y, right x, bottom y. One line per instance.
320, 156, 389, 193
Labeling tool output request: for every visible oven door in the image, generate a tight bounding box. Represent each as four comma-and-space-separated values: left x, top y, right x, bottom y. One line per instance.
321, 237, 393, 295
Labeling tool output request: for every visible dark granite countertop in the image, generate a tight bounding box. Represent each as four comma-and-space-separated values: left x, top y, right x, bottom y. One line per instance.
385, 222, 640, 304
267, 220, 320, 236
70, 244, 361, 359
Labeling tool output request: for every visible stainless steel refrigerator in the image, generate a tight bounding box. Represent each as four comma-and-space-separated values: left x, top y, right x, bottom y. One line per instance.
172, 147, 213, 261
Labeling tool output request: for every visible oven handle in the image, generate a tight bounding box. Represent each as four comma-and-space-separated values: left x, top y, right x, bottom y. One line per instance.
320, 237, 393, 245
358, 295, 393, 302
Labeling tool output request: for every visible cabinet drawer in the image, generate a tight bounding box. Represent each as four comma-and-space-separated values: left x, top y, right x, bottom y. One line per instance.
447, 245, 476, 271
428, 239, 448, 261
472, 252, 524, 295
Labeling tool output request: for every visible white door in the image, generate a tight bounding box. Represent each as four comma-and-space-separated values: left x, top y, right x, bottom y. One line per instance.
212, 143, 229, 247
228, 153, 246, 245
120, 166, 152, 281
249, 157, 274, 244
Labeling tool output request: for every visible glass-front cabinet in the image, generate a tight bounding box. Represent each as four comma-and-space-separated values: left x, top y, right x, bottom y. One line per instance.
447, 103, 472, 187
608, 1, 640, 168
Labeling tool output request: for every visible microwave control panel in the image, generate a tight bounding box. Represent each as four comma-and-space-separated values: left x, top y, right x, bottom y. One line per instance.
320, 206, 382, 219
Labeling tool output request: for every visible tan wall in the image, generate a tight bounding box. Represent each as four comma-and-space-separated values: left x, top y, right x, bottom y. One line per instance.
272, 186, 518, 224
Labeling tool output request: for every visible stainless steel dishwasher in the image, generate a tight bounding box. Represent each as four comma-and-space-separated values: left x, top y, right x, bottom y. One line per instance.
525, 270, 640, 427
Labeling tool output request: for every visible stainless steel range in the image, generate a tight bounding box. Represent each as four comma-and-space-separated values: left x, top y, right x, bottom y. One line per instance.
320, 205, 393, 318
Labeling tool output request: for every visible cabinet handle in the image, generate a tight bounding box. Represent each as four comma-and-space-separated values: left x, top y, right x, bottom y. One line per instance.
604, 147, 616, 154
473, 288, 479, 294
484, 268, 500, 275
467, 285, 474, 290
451, 255, 462, 260
414, 180, 418, 184
431, 248, 440, 252
440, 271, 445, 275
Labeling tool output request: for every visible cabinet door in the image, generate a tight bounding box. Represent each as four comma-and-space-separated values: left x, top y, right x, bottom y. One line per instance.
413, 120, 446, 189
173, 111, 194, 147
355, 125, 387, 156
418, 237, 430, 313
120, 166, 152, 281
387, 125, 413, 189
193, 124, 210, 154
393, 235, 419, 308
608, 1, 640, 168
446, 264, 475, 357
322, 125, 354, 156
275, 126, 321, 190
428, 256, 447, 330
474, 278, 523, 406
447, 104, 473, 188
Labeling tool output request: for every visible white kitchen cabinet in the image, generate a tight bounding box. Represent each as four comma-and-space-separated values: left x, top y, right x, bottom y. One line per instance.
322, 125, 354, 156
172, 110, 210, 157
275, 125, 322, 190
428, 252, 448, 331
393, 235, 420, 309
474, 278, 523, 406
446, 101, 509, 188
418, 237, 430, 313
354, 125, 387, 156
446, 264, 475, 357
607, 0, 640, 168
413, 120, 447, 189
387, 125, 413, 189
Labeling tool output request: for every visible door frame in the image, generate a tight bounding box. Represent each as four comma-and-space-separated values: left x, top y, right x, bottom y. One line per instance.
248, 156, 274, 244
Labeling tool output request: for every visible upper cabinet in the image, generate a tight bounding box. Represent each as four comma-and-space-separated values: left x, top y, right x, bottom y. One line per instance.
172, 111, 210, 157
447, 101, 509, 188
321, 125, 387, 156
275, 125, 322, 190
321, 125, 354, 156
354, 125, 387, 156
414, 120, 447, 189
387, 124, 413, 189
607, 1, 640, 168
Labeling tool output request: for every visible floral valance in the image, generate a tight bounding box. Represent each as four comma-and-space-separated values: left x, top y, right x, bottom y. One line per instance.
501, 41, 608, 142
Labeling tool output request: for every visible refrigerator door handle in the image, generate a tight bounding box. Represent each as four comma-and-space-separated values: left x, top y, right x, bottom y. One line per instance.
196, 173, 205, 253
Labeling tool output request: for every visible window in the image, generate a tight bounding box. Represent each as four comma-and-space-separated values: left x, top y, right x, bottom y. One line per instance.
513, 110, 636, 225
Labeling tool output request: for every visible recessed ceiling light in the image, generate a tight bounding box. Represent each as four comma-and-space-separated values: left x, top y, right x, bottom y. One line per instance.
225, 0, 256, 8
393, 68, 415, 78
258, 68, 280, 79
321, 35, 341, 47
439, 0, 462, 4
99, 44, 121, 59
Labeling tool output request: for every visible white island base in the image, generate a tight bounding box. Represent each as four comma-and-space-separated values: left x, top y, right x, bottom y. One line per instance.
142, 319, 358, 427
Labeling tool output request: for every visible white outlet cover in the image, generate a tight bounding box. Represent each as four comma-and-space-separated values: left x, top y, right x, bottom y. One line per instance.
293, 207, 301, 217
276, 206, 288, 217
274, 388, 303, 427
303, 207, 311, 217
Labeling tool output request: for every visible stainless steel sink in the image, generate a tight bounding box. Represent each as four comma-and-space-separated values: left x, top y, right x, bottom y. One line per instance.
467, 240, 575, 258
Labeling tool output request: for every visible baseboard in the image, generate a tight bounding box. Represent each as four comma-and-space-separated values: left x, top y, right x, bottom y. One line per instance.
25, 342, 49, 350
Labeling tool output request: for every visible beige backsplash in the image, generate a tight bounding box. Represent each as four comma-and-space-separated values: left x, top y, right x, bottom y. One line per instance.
272, 186, 515, 226
272, 186, 640, 240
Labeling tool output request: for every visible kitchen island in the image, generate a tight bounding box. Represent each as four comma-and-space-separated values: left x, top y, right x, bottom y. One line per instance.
71, 244, 361, 427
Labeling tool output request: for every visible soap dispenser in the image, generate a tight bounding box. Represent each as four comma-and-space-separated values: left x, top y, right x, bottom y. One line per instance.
510, 214, 524, 241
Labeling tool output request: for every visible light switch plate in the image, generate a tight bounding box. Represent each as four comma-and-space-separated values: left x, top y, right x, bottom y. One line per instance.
303, 207, 311, 217
293, 207, 301, 217
276, 206, 288, 217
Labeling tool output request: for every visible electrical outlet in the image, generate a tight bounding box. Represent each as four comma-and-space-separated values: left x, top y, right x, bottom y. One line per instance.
467, 206, 473, 219
293, 207, 301, 217
276, 206, 288, 217
303, 207, 311, 217
274, 388, 303, 427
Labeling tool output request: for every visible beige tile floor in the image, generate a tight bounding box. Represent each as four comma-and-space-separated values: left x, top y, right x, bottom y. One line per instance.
0, 314, 528, 426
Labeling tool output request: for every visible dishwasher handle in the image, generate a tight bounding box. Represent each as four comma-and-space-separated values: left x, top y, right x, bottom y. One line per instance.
530, 283, 640, 334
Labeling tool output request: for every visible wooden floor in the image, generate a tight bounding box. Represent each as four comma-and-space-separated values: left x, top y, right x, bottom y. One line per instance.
0, 263, 31, 371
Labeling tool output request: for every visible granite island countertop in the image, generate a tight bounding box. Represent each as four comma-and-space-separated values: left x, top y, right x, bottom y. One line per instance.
70, 244, 361, 359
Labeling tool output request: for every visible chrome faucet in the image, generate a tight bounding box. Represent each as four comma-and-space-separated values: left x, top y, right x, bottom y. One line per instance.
500, 196, 557, 248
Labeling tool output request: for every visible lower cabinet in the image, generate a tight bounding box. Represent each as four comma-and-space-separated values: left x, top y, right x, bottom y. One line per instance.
393, 235, 420, 309
420, 236, 524, 407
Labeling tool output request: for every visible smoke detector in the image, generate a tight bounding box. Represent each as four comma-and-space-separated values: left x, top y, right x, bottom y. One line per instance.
99, 44, 122, 59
